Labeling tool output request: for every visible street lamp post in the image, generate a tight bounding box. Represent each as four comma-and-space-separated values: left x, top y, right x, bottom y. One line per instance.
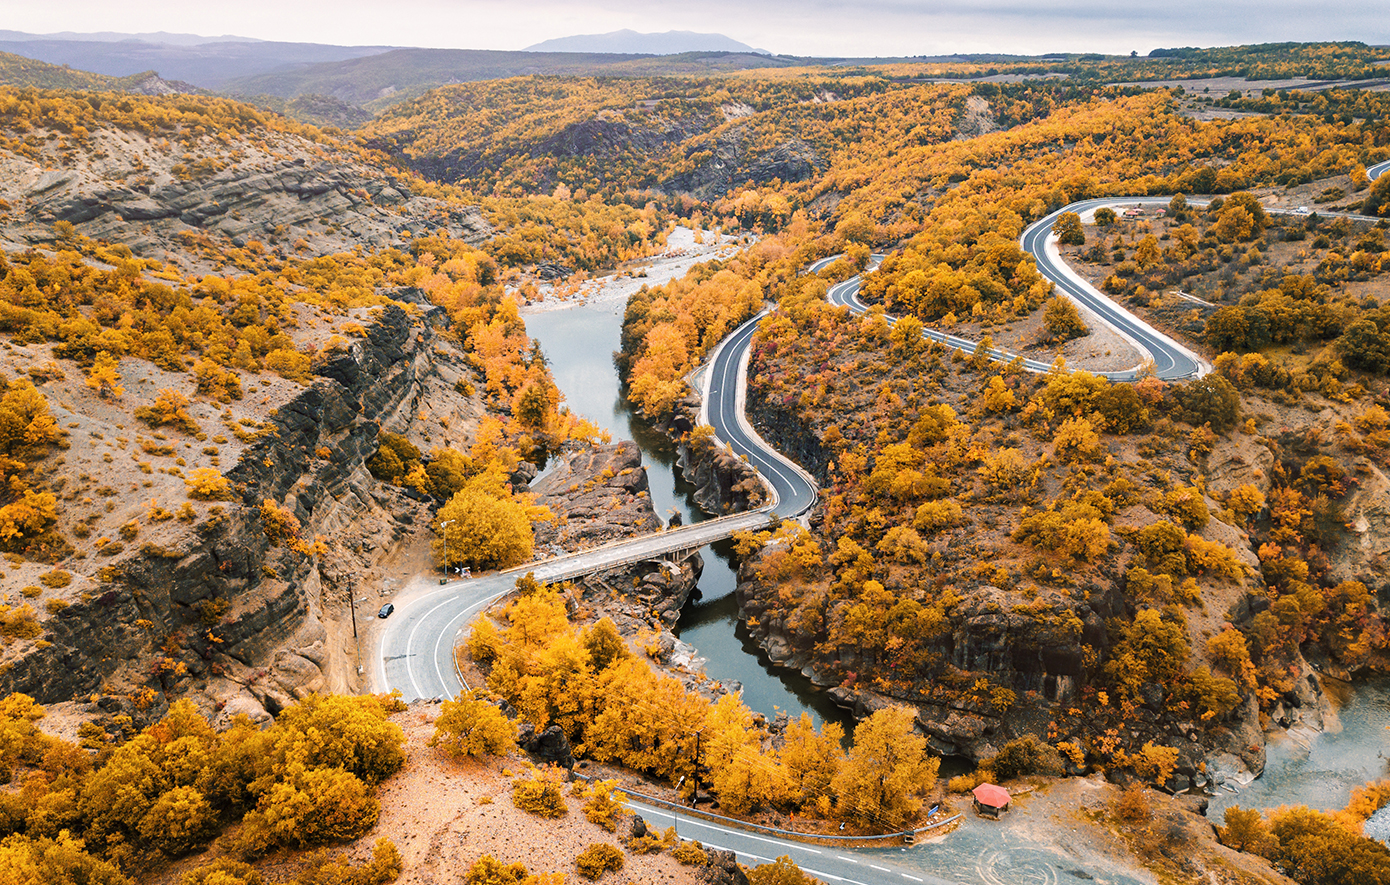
439, 519, 455, 584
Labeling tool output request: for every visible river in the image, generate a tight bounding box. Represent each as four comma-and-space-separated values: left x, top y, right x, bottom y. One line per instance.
523, 302, 848, 729
1206, 677, 1390, 822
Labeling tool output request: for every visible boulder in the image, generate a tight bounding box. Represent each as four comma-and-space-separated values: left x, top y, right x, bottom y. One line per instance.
518, 722, 575, 769
697, 848, 750, 885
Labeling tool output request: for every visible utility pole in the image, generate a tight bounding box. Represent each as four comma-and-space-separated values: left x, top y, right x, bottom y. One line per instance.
674, 775, 686, 839
692, 729, 703, 804
439, 519, 455, 584
348, 586, 362, 675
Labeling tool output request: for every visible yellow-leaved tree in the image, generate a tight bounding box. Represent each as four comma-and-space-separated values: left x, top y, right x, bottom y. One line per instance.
430, 690, 517, 758
831, 706, 939, 829
85, 351, 125, 400
436, 469, 552, 571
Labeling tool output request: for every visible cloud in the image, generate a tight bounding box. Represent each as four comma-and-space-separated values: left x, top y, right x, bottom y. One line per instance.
1, 0, 1385, 57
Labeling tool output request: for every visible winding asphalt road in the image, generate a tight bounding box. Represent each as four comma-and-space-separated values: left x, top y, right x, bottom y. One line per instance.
822, 203, 1208, 380
1022, 199, 1211, 380
377, 509, 775, 702
1369, 159, 1390, 181
627, 801, 958, 885
827, 182, 1390, 381
699, 309, 818, 518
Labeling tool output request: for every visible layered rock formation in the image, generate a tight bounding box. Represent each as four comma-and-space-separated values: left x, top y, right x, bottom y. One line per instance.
728, 371, 1316, 791
662, 130, 823, 203
0, 124, 488, 265
531, 441, 662, 552
0, 300, 470, 722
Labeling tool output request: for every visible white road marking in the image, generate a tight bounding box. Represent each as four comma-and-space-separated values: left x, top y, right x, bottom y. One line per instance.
406, 592, 473, 699
430, 590, 503, 695
683, 833, 883, 885
378, 583, 457, 693
802, 868, 873, 885
636, 807, 821, 853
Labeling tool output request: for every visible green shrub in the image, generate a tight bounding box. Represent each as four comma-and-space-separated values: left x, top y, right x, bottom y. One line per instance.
292, 837, 402, 885
985, 735, 1064, 781
582, 780, 626, 832
748, 856, 817, 885
137, 784, 218, 855
465, 854, 531, 885
39, 569, 72, 588
181, 858, 264, 885
627, 825, 676, 855
0, 603, 42, 640
429, 690, 516, 758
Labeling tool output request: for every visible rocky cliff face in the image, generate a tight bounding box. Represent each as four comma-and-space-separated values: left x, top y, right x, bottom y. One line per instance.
0, 124, 488, 268
662, 128, 823, 203
743, 387, 832, 486
529, 440, 705, 634
732, 376, 1282, 788
663, 392, 766, 515
0, 300, 469, 723
402, 113, 709, 192
531, 441, 663, 552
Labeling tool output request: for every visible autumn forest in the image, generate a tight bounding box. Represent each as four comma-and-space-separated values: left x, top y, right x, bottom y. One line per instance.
0, 35, 1388, 885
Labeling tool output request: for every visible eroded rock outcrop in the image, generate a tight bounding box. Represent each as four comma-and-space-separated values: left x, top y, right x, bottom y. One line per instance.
665, 393, 766, 515
0, 301, 466, 722
531, 441, 662, 552
732, 374, 1284, 780
662, 126, 823, 203
0, 126, 489, 267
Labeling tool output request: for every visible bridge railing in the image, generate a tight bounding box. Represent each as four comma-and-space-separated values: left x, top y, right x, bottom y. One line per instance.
443, 508, 778, 592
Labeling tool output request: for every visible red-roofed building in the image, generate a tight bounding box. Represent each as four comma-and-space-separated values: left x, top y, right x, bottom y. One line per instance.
972, 783, 1011, 818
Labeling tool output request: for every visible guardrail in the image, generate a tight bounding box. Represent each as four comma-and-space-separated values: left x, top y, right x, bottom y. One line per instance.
606, 778, 962, 844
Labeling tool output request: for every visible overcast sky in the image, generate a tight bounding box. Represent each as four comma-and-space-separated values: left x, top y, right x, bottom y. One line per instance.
1, 1, 1386, 58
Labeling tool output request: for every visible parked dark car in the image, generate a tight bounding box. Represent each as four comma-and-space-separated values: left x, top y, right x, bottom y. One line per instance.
377, 603, 395, 619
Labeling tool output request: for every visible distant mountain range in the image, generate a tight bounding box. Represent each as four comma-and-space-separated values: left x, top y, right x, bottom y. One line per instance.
525, 29, 770, 56
0, 28, 803, 125
219, 48, 797, 111
0, 31, 391, 87
0, 30, 263, 46
0, 29, 783, 97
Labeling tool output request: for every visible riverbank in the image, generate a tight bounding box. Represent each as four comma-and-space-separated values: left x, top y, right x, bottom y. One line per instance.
1207, 677, 1390, 819
520, 226, 744, 315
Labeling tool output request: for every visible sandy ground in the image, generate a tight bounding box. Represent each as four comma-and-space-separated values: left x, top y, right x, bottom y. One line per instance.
950, 300, 1147, 375
152, 703, 705, 885
363, 708, 702, 885
520, 226, 746, 316
917, 778, 1158, 885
